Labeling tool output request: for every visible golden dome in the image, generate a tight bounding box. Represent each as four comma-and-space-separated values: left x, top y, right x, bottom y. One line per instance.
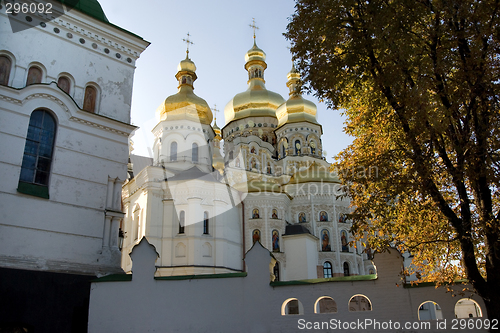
212, 147, 224, 174
158, 54, 213, 125
213, 119, 221, 138
177, 56, 196, 73
276, 64, 318, 127
244, 41, 266, 66
288, 162, 340, 184
224, 42, 285, 123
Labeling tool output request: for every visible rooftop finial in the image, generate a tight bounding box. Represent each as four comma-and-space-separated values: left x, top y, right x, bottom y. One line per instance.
183, 32, 194, 58
249, 18, 259, 42
212, 104, 219, 123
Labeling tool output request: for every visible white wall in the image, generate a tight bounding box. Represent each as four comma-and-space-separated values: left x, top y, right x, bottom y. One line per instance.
88, 240, 488, 333
0, 7, 148, 275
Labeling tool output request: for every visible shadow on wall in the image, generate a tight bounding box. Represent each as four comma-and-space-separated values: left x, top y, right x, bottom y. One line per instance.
88, 237, 487, 333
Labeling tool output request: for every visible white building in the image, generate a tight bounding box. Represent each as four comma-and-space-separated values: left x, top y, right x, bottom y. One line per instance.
0, 1, 148, 331
122, 38, 374, 281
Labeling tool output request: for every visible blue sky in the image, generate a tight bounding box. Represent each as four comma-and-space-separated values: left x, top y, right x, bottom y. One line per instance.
99, 0, 352, 161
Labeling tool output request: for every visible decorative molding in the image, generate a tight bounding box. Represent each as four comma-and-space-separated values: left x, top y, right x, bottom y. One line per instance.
23, 93, 132, 137
0, 95, 22, 105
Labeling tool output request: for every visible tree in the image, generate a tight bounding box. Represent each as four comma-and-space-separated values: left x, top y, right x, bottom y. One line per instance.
285, 0, 500, 321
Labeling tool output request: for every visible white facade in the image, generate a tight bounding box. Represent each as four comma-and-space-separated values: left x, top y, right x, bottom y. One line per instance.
89, 238, 488, 333
121, 41, 373, 281
0, 2, 149, 276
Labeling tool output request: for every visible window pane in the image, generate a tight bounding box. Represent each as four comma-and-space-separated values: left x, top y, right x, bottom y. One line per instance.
29, 110, 43, 128
24, 140, 39, 154
42, 114, 55, 132
37, 157, 51, 172
38, 143, 53, 158
35, 171, 49, 185
21, 154, 36, 170
27, 127, 40, 141
19, 167, 34, 182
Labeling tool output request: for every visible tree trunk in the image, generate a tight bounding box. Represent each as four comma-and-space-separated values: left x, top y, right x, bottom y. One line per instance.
477, 284, 500, 332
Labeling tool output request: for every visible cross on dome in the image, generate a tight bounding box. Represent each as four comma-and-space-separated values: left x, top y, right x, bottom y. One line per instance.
212, 104, 219, 121
183, 32, 194, 57
249, 18, 259, 40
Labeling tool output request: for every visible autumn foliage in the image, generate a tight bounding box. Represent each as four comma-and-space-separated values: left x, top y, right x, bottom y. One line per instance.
286, 0, 500, 320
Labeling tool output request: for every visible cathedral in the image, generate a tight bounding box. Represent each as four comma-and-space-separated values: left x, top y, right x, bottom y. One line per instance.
1, 1, 486, 331
122, 35, 375, 281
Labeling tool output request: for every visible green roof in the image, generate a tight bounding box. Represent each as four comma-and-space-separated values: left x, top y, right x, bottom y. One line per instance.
271, 274, 377, 287
54, 0, 109, 23
53, 0, 147, 40
92, 272, 247, 282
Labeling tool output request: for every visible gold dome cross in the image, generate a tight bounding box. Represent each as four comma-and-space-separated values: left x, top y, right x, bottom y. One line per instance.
183, 32, 194, 56
249, 18, 259, 40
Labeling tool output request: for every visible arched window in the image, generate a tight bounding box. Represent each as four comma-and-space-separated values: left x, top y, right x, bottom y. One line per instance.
281, 299, 303, 315
192, 143, 199, 163
229, 151, 233, 160
315, 296, 337, 314
57, 76, 71, 94
133, 205, 141, 241
170, 142, 177, 161
83, 85, 97, 113
454, 299, 482, 318
18, 110, 57, 198
0, 55, 12, 85
294, 139, 301, 155
310, 141, 316, 154
267, 163, 272, 174
282, 144, 286, 158
203, 211, 209, 234
273, 262, 280, 281
178, 210, 185, 234
323, 261, 333, 278
349, 295, 372, 311
418, 301, 443, 320
343, 262, 350, 276
26, 66, 42, 85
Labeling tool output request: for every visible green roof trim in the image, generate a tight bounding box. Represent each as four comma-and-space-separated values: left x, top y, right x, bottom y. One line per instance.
52, 0, 147, 40
271, 274, 377, 287
155, 272, 247, 281
91, 273, 132, 282
92, 272, 247, 283
403, 279, 468, 289
53, 0, 109, 23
